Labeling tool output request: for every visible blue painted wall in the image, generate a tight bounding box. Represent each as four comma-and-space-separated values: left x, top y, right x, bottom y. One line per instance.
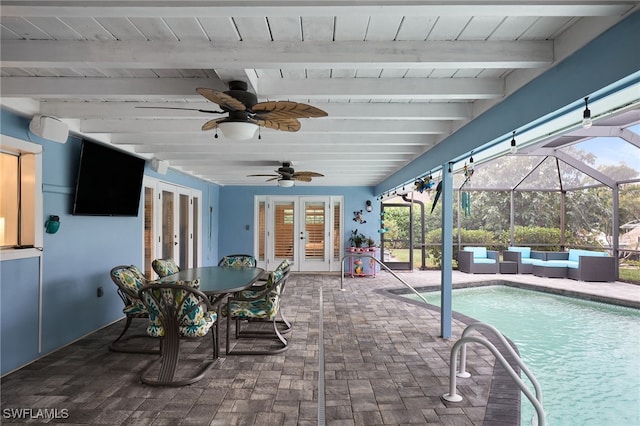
0, 110, 221, 374
218, 185, 379, 255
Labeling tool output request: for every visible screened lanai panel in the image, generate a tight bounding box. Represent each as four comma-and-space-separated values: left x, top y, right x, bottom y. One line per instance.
558, 160, 603, 191
458, 155, 548, 190
517, 156, 562, 191
559, 137, 640, 181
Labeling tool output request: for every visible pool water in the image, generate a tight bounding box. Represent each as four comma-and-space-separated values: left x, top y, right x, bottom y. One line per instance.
405, 285, 640, 425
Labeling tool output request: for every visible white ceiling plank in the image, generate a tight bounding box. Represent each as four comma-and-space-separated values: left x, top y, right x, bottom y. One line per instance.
152, 151, 415, 162
1, 39, 553, 69
80, 118, 451, 134
268, 16, 302, 41
1, 75, 502, 100
488, 16, 539, 40
3, 3, 633, 18
1, 76, 225, 97
334, 15, 368, 40
162, 17, 209, 41
365, 15, 403, 41
520, 16, 573, 40
110, 133, 435, 146
355, 69, 382, 78
0, 16, 52, 39
301, 16, 334, 41
396, 16, 437, 41
460, 16, 505, 40
95, 17, 147, 41
57, 17, 117, 40
198, 17, 240, 41
258, 77, 504, 100
135, 143, 421, 155
128, 17, 177, 40
23, 17, 85, 40
233, 17, 271, 41
428, 16, 471, 40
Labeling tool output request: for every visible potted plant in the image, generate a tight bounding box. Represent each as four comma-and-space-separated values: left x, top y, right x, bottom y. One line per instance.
366, 237, 376, 251
349, 229, 366, 251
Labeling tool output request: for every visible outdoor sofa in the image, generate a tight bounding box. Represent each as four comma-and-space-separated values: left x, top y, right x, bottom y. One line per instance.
502, 246, 548, 274
531, 248, 615, 282
458, 247, 499, 274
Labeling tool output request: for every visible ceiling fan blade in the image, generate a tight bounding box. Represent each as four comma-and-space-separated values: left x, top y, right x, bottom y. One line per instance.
252, 101, 328, 119
254, 118, 301, 132
196, 88, 246, 111
247, 174, 280, 177
201, 118, 226, 131
293, 171, 324, 178
293, 176, 313, 182
135, 106, 224, 114
265, 177, 280, 182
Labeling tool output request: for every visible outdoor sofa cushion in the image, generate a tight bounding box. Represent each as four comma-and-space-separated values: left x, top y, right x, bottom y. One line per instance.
463, 247, 496, 263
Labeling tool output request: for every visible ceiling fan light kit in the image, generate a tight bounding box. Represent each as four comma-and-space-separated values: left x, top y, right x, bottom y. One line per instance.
218, 121, 258, 140
278, 179, 295, 188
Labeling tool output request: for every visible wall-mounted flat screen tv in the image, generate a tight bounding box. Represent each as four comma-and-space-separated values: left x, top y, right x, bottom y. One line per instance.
73, 140, 146, 216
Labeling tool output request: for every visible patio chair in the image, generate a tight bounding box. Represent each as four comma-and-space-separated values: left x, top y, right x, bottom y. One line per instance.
224, 267, 291, 355
108, 265, 159, 354
217, 254, 257, 268
138, 280, 217, 386
457, 247, 499, 274
151, 258, 181, 278
239, 259, 293, 334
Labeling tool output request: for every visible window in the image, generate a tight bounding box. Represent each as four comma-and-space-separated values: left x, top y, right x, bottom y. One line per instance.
0, 135, 43, 257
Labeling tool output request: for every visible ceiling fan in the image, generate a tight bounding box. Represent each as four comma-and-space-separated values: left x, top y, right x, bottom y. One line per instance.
248, 162, 324, 187
138, 80, 327, 140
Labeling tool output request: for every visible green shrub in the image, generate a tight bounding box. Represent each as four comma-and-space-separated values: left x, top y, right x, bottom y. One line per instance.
498, 226, 564, 251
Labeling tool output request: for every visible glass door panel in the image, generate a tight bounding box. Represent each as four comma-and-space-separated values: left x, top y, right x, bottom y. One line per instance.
143, 186, 155, 278
273, 201, 295, 262
161, 188, 175, 261
192, 196, 199, 268
303, 201, 325, 260
178, 193, 190, 269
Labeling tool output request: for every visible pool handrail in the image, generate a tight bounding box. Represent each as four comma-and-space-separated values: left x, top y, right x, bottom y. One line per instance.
339, 254, 429, 305
458, 322, 543, 404
443, 326, 546, 426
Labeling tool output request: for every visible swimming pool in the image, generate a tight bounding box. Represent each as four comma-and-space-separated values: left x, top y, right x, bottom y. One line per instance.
404, 285, 640, 425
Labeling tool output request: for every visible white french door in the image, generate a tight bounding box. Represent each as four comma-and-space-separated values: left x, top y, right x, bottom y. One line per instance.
142, 178, 202, 278
255, 196, 343, 272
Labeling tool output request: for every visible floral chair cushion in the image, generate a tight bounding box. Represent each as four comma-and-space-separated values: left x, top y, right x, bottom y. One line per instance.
218, 255, 257, 268
228, 271, 285, 321
111, 265, 149, 314
151, 258, 180, 278
142, 278, 216, 338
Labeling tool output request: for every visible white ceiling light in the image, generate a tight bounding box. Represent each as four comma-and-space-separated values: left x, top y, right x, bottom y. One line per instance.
218, 121, 258, 140
278, 179, 295, 188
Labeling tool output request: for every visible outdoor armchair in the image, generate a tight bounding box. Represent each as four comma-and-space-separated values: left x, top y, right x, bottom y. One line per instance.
224, 267, 291, 355
458, 247, 499, 274
108, 265, 159, 354
138, 280, 217, 386
217, 254, 257, 268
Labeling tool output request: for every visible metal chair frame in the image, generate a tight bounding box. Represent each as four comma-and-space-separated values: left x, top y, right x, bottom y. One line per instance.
225, 269, 291, 355
109, 265, 159, 354
138, 283, 217, 386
